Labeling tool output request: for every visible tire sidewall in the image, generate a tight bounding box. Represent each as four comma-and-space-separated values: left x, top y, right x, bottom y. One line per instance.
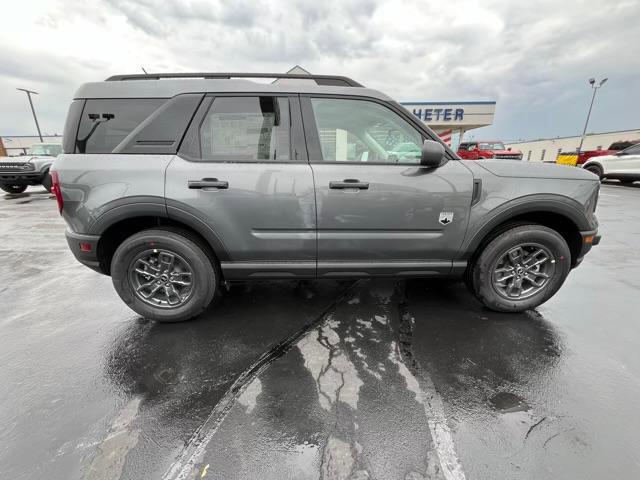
111, 230, 216, 322
41, 171, 52, 192
473, 225, 571, 312
585, 165, 603, 179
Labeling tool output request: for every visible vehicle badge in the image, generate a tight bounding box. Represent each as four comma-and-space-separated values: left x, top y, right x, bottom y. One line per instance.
439, 212, 454, 225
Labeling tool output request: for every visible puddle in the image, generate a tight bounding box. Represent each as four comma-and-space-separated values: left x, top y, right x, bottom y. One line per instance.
489, 391, 530, 413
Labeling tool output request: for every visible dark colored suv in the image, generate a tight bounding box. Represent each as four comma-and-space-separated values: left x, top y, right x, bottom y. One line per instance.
52, 73, 600, 322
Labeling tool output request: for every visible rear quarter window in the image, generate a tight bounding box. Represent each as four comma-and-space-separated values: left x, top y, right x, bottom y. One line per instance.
75, 98, 165, 153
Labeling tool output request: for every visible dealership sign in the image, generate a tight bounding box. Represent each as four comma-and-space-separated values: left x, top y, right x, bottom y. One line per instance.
411, 107, 464, 122
400, 101, 496, 129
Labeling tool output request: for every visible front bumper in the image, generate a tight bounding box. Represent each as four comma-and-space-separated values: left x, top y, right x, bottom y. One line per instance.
0, 172, 44, 185
65, 229, 103, 274
575, 229, 601, 266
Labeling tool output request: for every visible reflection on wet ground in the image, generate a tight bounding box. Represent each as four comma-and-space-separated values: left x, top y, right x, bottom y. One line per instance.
168, 279, 563, 480
179, 280, 443, 480
2, 185, 640, 479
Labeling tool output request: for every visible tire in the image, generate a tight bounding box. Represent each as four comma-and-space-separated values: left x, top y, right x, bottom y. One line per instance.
0, 183, 28, 194
584, 164, 603, 179
620, 178, 636, 185
111, 228, 218, 322
41, 172, 52, 192
468, 225, 571, 312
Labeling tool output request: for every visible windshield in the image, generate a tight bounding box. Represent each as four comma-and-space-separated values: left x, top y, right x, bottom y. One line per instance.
29, 144, 62, 156
479, 142, 506, 151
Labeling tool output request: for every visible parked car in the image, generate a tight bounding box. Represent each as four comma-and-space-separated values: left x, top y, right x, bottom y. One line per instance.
608, 140, 639, 151
0, 143, 61, 194
457, 141, 523, 160
52, 72, 600, 322
570, 140, 639, 166
583, 143, 640, 184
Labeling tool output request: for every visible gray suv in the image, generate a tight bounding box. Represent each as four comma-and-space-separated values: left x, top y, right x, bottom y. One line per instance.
52, 73, 601, 322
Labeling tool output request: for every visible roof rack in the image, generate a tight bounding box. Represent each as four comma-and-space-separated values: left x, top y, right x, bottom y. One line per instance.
105, 72, 364, 87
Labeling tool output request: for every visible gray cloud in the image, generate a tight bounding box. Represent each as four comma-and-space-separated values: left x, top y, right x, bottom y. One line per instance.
1, 0, 638, 140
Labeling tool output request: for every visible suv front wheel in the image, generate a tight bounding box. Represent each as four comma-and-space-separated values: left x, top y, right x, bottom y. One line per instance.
111, 228, 218, 322
469, 225, 571, 312
0, 183, 28, 194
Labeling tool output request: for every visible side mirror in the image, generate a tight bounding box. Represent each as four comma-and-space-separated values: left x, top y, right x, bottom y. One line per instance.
507, 147, 512, 151
420, 140, 446, 168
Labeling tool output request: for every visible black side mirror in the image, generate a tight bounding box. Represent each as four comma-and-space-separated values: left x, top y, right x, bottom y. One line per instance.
420, 140, 446, 167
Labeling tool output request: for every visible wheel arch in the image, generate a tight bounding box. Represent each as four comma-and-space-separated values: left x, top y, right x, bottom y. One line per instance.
94, 212, 229, 275
583, 161, 604, 176
462, 198, 588, 269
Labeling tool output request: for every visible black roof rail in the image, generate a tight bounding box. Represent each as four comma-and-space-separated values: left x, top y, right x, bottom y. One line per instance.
105, 72, 364, 87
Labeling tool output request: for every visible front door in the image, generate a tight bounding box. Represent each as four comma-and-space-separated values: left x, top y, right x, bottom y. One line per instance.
167, 94, 316, 279
302, 96, 474, 277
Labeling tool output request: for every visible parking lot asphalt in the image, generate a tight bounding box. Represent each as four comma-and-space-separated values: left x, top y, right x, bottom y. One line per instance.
1, 181, 639, 480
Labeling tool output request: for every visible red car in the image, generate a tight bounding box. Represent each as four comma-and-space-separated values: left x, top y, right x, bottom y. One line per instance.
458, 141, 523, 160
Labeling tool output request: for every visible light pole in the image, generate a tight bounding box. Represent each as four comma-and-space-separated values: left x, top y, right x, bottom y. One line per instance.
16, 88, 43, 142
577, 77, 607, 153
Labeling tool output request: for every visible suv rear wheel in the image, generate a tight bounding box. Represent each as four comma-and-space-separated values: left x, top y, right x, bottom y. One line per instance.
468, 225, 571, 312
0, 183, 28, 194
111, 228, 218, 322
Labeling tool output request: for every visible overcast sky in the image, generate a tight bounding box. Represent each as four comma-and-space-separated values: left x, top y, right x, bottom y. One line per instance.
1, 0, 638, 141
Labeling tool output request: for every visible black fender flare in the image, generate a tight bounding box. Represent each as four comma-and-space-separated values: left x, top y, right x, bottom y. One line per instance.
89, 197, 231, 261
460, 194, 592, 258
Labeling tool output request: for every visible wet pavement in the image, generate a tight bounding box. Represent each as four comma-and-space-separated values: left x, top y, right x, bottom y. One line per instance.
1, 182, 639, 480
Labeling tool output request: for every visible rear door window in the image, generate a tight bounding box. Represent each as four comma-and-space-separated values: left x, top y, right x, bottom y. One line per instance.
199, 96, 290, 162
76, 99, 165, 153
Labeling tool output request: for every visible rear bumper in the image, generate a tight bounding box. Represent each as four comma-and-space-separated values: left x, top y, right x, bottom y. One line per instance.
65, 229, 103, 274
574, 229, 601, 266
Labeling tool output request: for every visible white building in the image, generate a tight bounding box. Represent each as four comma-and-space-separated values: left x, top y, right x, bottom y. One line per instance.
400, 101, 496, 148
506, 128, 640, 162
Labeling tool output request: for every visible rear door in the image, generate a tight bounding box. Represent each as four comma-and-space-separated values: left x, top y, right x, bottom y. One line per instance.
301, 96, 474, 277
166, 94, 316, 279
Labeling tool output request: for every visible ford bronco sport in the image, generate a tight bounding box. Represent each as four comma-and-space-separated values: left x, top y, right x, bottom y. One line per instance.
52, 73, 601, 322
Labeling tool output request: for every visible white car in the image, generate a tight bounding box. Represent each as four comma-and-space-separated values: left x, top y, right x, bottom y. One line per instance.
583, 143, 640, 184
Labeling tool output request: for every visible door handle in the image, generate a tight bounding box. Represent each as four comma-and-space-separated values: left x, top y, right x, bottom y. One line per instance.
329, 179, 369, 190
188, 178, 229, 189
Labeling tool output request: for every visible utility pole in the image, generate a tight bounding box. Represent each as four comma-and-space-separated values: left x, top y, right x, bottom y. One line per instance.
16, 88, 43, 142
577, 77, 608, 153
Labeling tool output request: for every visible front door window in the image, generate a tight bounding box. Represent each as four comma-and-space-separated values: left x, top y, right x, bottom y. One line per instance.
310, 98, 423, 164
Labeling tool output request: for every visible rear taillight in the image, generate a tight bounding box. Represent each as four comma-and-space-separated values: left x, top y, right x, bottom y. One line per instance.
50, 171, 63, 214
